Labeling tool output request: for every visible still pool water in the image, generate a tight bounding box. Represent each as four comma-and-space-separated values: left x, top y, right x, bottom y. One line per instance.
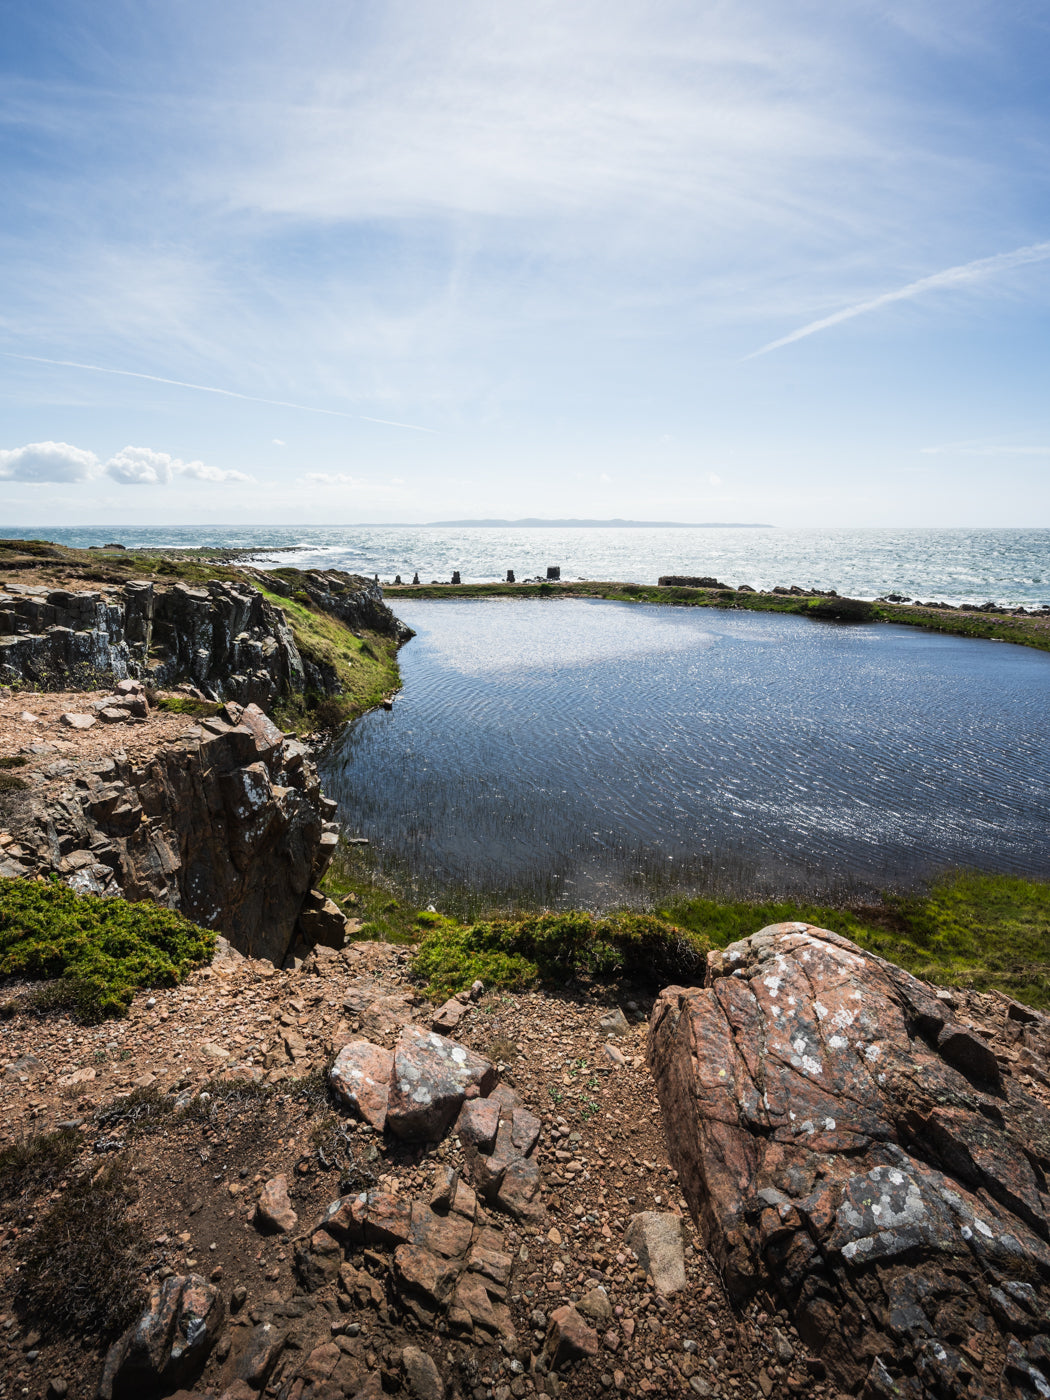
320, 599, 1050, 908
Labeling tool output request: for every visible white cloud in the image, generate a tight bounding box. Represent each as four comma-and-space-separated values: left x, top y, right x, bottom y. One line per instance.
708, 471, 723, 486
0, 440, 99, 482
303, 472, 361, 486
105, 445, 177, 485
177, 459, 252, 483
0, 440, 251, 487
273, 438, 286, 445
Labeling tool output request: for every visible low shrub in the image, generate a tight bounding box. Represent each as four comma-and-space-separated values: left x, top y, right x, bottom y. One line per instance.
412, 909, 707, 999
0, 877, 216, 1022
0, 1127, 82, 1201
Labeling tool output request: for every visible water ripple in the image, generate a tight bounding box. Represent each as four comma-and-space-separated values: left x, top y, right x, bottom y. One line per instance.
321, 599, 1050, 907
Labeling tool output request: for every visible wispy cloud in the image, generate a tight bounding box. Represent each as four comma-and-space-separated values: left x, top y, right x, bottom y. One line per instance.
302, 472, 361, 486
745, 240, 1050, 358
2, 354, 436, 431
921, 441, 1050, 456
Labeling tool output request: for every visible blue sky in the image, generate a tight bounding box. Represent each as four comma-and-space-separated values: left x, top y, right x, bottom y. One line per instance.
3, 0, 1050, 527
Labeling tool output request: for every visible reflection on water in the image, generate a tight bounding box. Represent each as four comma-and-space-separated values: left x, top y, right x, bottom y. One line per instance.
320, 599, 1050, 909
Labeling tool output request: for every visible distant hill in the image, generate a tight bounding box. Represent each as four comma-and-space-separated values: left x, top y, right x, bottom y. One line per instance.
423, 518, 774, 528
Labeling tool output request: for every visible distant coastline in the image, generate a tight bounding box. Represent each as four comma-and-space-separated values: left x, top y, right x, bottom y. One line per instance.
422, 517, 774, 528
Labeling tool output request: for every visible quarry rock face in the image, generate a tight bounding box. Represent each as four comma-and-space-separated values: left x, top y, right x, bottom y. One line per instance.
0, 705, 338, 963
0, 569, 409, 704
648, 923, 1050, 1400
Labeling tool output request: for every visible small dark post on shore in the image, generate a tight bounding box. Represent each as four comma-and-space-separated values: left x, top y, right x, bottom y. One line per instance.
546, 566, 560, 581
506, 569, 515, 583
393, 574, 402, 585
451, 570, 461, 585
412, 573, 420, 585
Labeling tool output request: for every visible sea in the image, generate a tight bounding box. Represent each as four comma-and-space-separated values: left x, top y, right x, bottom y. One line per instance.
4, 524, 1050, 610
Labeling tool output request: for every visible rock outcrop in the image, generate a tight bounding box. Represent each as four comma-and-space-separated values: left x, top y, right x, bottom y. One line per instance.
0, 570, 409, 706
0, 703, 339, 962
649, 922, 1050, 1399
99, 1273, 225, 1399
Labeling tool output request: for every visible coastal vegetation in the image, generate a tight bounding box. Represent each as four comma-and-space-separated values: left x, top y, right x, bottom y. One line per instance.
252, 578, 401, 729
0, 877, 215, 1022
386, 579, 1050, 654
323, 852, 1050, 1010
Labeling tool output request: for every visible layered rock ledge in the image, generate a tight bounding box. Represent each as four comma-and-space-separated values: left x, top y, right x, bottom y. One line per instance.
0, 694, 341, 963
649, 922, 1050, 1399
0, 569, 409, 707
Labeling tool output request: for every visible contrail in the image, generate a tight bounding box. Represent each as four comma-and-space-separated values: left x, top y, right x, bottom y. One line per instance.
745, 239, 1050, 359
3, 352, 437, 432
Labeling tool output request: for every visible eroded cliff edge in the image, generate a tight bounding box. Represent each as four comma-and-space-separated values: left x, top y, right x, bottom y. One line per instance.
0, 540, 414, 963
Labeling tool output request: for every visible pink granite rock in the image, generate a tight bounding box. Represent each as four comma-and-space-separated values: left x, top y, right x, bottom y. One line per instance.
329, 1040, 394, 1130
386, 1026, 497, 1141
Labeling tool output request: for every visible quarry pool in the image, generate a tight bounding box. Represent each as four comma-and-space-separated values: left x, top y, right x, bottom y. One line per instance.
320, 599, 1050, 909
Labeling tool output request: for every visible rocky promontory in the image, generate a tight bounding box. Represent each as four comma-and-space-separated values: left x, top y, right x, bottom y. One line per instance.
0, 540, 413, 963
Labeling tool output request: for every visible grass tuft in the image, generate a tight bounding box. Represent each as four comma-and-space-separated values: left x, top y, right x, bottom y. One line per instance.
0, 1127, 82, 1202
16, 1158, 147, 1338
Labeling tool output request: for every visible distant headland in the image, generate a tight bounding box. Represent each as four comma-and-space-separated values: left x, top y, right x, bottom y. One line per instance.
422, 517, 774, 528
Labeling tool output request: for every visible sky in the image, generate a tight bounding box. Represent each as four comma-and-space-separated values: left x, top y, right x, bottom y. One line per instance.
2, 0, 1050, 528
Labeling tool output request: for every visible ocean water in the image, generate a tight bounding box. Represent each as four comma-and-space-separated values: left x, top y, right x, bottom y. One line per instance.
4, 523, 1050, 609
320, 598, 1050, 908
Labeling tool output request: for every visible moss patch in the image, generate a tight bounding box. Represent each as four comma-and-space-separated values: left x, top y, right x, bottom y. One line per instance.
154, 695, 223, 717
658, 869, 1050, 1009
0, 878, 215, 1022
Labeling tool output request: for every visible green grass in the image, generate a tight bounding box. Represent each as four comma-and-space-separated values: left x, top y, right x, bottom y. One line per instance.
395, 869, 1050, 1009
253, 583, 401, 727
0, 877, 216, 1022
154, 695, 223, 717
321, 844, 428, 943
657, 869, 1050, 1009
